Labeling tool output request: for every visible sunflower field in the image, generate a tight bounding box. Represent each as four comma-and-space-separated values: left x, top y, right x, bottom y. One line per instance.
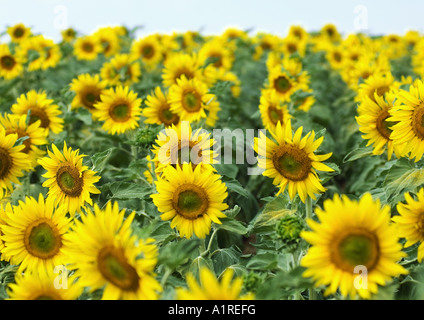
1, 21, 424, 302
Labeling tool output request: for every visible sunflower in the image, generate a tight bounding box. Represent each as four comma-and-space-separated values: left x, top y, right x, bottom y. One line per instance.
93, 86, 142, 135
326, 45, 346, 70
176, 267, 254, 300
254, 120, 334, 203
151, 163, 228, 239
61, 28, 77, 43
93, 26, 121, 57
301, 193, 408, 299
100, 53, 141, 87
7, 23, 31, 43
198, 38, 234, 72
64, 201, 161, 300
151, 121, 218, 175
320, 24, 341, 43
37, 142, 101, 216
252, 33, 281, 60
356, 91, 404, 160
143, 86, 180, 127
221, 27, 249, 43
14, 35, 47, 72
168, 75, 218, 124
288, 25, 309, 43
0, 44, 23, 80
0, 127, 30, 199
69, 73, 108, 111
162, 52, 205, 87
355, 72, 395, 104
0, 113, 48, 169
281, 35, 307, 57
39, 38, 62, 71
11, 90, 64, 135
266, 66, 298, 103
1, 194, 72, 275
73, 35, 102, 61
393, 188, 424, 263
7, 267, 83, 300
130, 35, 163, 68
295, 93, 316, 112
387, 79, 424, 162
259, 89, 292, 132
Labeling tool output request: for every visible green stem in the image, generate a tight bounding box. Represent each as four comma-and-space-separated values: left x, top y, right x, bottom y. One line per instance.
201, 228, 218, 257
305, 196, 313, 220
305, 196, 316, 300
160, 268, 172, 288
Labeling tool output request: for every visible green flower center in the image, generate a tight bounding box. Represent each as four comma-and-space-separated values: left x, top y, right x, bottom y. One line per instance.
159, 106, 179, 126
82, 42, 94, 53
28, 108, 50, 129
182, 91, 201, 112
173, 185, 208, 219
376, 110, 395, 140
413, 104, 424, 140
110, 104, 131, 122
13, 28, 24, 38
273, 145, 311, 181
142, 45, 154, 59
332, 229, 380, 272
24, 218, 62, 259
56, 165, 83, 197
1, 56, 16, 70
274, 76, 292, 94
82, 91, 100, 109
268, 106, 283, 125
97, 245, 140, 291
0, 148, 12, 179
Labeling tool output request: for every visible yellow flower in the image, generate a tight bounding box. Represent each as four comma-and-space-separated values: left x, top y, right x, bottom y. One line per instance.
162, 52, 205, 87
69, 73, 108, 111
355, 72, 395, 104
73, 35, 102, 61
143, 86, 180, 127
150, 121, 218, 175
259, 89, 292, 132
301, 193, 408, 299
254, 120, 333, 202
168, 75, 219, 124
388, 79, 424, 162
100, 53, 141, 87
356, 91, 404, 160
198, 38, 234, 72
130, 35, 163, 68
61, 28, 77, 43
11, 90, 64, 135
266, 66, 298, 103
7, 267, 83, 300
151, 163, 228, 239
15, 35, 48, 71
37, 142, 101, 216
0, 113, 48, 169
64, 202, 161, 300
93, 26, 121, 57
393, 188, 424, 262
0, 44, 23, 80
176, 267, 254, 300
1, 194, 73, 275
93, 86, 142, 135
7, 23, 31, 43
0, 127, 30, 199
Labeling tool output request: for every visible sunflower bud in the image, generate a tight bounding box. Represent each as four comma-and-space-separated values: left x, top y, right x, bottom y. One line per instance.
276, 214, 305, 243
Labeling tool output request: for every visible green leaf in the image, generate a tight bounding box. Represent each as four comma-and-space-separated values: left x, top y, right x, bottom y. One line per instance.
106, 181, 154, 200
245, 253, 278, 270
215, 218, 249, 235
343, 146, 375, 163
90, 148, 114, 173
158, 238, 201, 270
211, 247, 241, 275
223, 178, 250, 198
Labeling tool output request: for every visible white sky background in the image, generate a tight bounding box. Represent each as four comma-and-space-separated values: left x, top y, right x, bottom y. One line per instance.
0, 0, 423, 42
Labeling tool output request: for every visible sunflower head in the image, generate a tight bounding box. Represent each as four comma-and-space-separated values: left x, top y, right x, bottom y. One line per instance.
301, 193, 408, 299
151, 163, 228, 239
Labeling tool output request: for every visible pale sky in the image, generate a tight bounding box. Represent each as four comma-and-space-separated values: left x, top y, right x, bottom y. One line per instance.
1, 0, 423, 42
